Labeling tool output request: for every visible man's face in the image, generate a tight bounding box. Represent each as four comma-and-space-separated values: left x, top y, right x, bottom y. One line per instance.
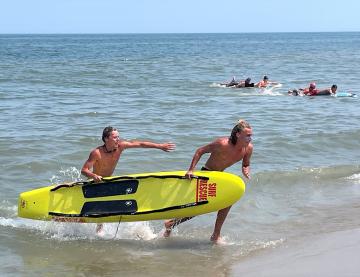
105, 131, 120, 147
236, 128, 252, 144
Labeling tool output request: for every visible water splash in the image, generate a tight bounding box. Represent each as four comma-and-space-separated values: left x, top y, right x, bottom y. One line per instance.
346, 173, 360, 183
50, 167, 82, 184
0, 207, 158, 242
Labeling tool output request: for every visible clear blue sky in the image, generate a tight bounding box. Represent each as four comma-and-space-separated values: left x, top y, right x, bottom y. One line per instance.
1, 0, 359, 34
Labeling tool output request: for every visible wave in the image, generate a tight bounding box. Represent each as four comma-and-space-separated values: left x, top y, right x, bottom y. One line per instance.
209, 82, 284, 96
251, 164, 360, 188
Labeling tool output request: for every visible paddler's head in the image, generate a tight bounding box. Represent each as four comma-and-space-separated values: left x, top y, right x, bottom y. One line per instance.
331, 84, 337, 94
102, 126, 120, 150
229, 119, 252, 145
309, 82, 316, 90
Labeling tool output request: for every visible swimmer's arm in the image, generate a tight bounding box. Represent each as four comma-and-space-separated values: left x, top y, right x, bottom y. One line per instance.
318, 88, 331, 94
185, 142, 215, 178
242, 144, 253, 179
121, 140, 176, 152
81, 150, 102, 182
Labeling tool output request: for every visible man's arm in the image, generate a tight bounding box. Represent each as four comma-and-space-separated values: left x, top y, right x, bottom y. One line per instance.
255, 81, 265, 88
120, 140, 175, 152
81, 150, 103, 182
242, 144, 253, 179
316, 88, 331, 95
185, 141, 216, 178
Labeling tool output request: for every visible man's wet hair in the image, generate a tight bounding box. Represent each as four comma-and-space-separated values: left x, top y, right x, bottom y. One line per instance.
229, 120, 251, 145
331, 84, 337, 89
102, 126, 117, 142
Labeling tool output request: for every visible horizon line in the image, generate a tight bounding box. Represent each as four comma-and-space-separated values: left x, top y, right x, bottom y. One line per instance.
0, 30, 359, 35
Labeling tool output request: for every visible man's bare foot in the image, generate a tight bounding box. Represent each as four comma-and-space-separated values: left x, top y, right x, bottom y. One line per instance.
163, 220, 174, 237
210, 233, 221, 244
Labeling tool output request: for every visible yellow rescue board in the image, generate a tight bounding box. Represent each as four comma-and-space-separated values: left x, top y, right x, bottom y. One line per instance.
18, 171, 245, 223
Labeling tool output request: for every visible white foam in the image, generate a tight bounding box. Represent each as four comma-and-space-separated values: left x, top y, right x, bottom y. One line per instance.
50, 167, 82, 184
209, 82, 225, 88
0, 201, 17, 213
0, 213, 157, 241
211, 236, 235, 246
259, 89, 283, 96
346, 173, 360, 180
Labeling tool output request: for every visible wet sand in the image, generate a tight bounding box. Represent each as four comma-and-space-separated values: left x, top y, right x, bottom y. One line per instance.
232, 228, 360, 276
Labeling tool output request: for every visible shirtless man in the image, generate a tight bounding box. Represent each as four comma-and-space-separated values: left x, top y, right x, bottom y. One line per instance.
81, 126, 176, 232
256, 75, 279, 88
316, 84, 337, 95
163, 120, 253, 243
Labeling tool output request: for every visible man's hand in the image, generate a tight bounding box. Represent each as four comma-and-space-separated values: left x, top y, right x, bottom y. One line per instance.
242, 166, 250, 179
161, 142, 176, 152
92, 174, 103, 183
185, 170, 194, 179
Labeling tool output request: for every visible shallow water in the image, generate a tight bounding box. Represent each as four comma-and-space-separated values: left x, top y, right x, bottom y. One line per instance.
0, 33, 360, 276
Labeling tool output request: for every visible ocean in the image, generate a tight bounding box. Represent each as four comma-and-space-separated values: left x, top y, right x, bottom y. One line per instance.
0, 32, 360, 276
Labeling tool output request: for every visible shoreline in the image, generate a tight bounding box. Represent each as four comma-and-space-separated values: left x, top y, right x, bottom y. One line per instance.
232, 228, 360, 276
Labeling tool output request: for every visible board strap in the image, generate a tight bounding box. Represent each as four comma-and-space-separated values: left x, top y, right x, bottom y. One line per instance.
106, 174, 209, 182
50, 181, 88, 192
49, 200, 209, 218
50, 174, 209, 192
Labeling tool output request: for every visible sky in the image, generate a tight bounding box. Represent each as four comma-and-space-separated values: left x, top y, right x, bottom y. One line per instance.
1, 0, 359, 34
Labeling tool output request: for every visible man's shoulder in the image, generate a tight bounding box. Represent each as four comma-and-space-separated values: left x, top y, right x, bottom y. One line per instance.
214, 137, 228, 143
117, 139, 131, 149
211, 137, 231, 147
91, 146, 103, 156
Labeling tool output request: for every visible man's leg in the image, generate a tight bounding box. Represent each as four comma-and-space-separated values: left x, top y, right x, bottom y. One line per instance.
210, 206, 232, 242
96, 223, 104, 235
163, 217, 194, 237
164, 167, 209, 238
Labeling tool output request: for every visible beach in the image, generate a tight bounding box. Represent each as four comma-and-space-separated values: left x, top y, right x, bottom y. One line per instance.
233, 228, 360, 276
0, 33, 359, 276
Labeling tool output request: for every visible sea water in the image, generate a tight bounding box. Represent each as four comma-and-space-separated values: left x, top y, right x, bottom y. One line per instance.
0, 33, 360, 276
